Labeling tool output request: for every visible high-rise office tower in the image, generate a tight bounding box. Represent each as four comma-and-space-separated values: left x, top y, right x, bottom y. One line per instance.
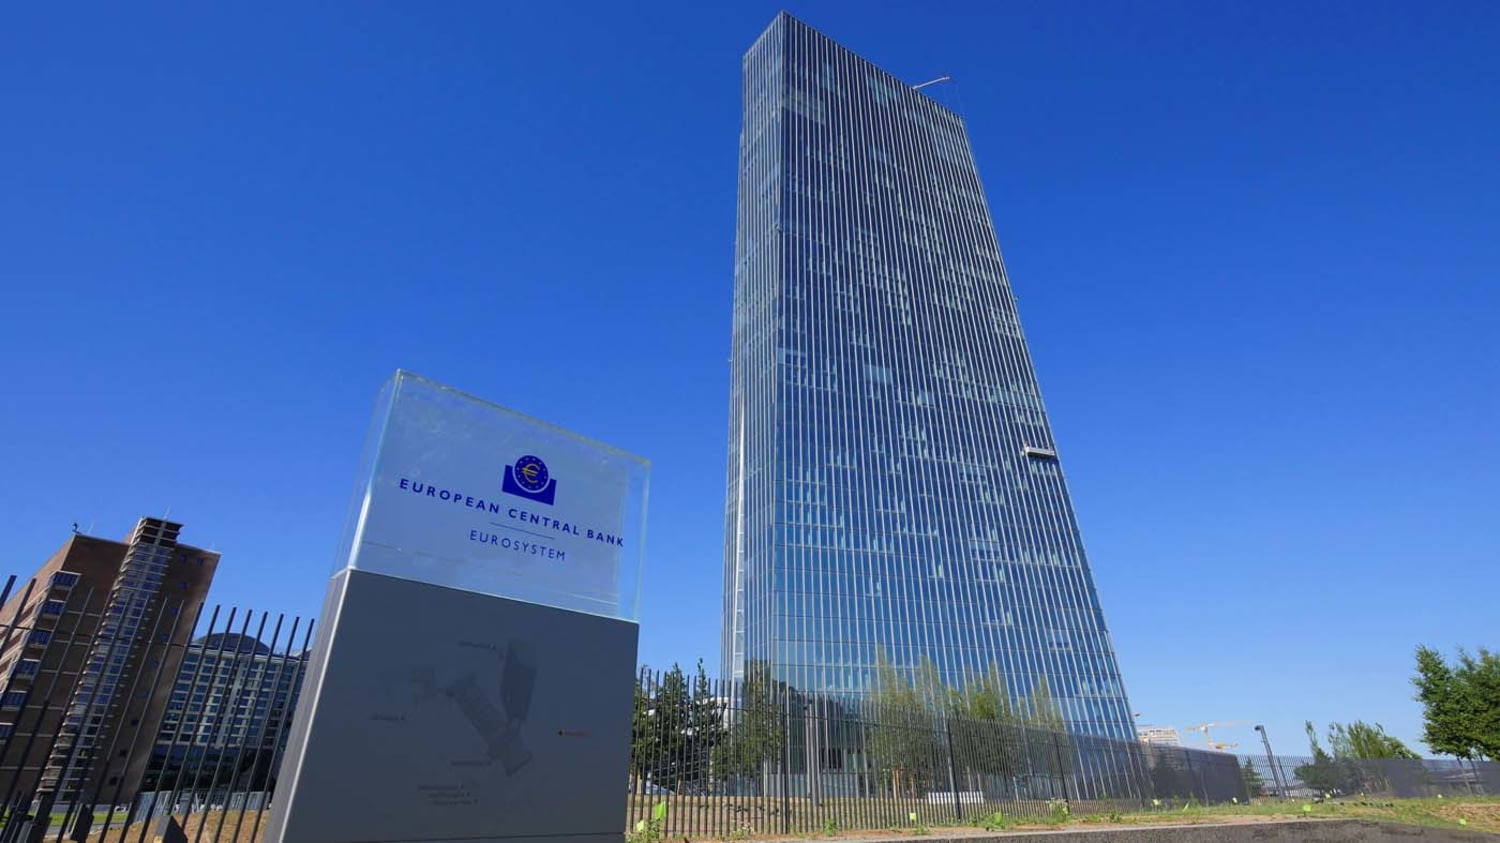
722, 14, 1135, 738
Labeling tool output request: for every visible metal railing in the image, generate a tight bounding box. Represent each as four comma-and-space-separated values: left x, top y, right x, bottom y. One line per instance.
0, 575, 309, 843
0, 570, 1495, 843
1237, 752, 1500, 800
627, 667, 1247, 838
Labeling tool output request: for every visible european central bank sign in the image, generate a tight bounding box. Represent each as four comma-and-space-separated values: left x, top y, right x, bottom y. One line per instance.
266, 371, 649, 843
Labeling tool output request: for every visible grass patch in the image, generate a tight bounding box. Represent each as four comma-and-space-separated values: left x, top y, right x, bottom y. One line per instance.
1073, 797, 1500, 834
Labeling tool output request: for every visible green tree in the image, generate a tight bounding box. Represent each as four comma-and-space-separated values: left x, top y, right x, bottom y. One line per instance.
1240, 757, 1266, 797
1326, 720, 1418, 794
1292, 720, 1416, 795
947, 664, 1022, 785
1326, 721, 1419, 760
1025, 677, 1072, 789
1293, 721, 1346, 793
868, 648, 938, 797
1454, 648, 1500, 760
686, 660, 727, 789
712, 660, 785, 789
954, 664, 1015, 723
632, 664, 692, 791
630, 675, 654, 788
1414, 645, 1474, 760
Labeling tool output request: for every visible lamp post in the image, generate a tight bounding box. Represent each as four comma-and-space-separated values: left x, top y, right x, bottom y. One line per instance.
1254, 725, 1286, 799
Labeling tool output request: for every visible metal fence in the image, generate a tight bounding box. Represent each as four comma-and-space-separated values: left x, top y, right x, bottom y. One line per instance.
1237, 752, 1500, 801
628, 668, 1500, 839
1, 566, 1496, 843
627, 667, 1247, 838
0, 574, 309, 843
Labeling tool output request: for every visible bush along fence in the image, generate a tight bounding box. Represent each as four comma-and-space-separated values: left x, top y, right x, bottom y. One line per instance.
628, 665, 1500, 840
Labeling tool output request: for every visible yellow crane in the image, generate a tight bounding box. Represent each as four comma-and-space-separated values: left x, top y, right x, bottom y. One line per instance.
1208, 741, 1239, 752
1184, 720, 1251, 749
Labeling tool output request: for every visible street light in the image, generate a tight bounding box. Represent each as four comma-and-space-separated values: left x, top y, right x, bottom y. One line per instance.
1254, 725, 1287, 799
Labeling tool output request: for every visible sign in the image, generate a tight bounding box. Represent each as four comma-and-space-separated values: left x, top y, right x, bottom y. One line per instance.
266, 371, 649, 843
341, 370, 647, 619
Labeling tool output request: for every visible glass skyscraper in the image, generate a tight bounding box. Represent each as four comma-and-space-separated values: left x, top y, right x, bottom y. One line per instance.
721, 14, 1136, 739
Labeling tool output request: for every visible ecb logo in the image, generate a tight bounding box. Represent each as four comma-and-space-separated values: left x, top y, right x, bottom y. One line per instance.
503, 454, 557, 505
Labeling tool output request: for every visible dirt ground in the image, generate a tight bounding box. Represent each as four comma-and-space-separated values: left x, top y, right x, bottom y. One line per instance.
74, 798, 1500, 843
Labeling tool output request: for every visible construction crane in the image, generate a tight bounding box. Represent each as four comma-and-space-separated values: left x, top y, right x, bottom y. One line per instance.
1184, 720, 1251, 749
1208, 741, 1240, 752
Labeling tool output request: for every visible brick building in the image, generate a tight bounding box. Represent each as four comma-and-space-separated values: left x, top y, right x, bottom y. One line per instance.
0, 517, 217, 811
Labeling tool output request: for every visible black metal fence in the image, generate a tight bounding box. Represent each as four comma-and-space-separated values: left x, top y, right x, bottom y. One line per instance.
1, 566, 1496, 843
0, 574, 309, 843
1237, 752, 1500, 801
627, 667, 1247, 838
628, 667, 1500, 839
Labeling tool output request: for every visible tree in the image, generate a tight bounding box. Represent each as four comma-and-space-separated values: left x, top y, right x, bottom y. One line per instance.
1454, 648, 1500, 760
658, 665, 692, 787
1413, 645, 1500, 762
947, 664, 1022, 785
1293, 721, 1346, 794
953, 664, 1016, 723
1240, 757, 1266, 797
1414, 646, 1473, 761
1326, 721, 1419, 760
628, 661, 732, 793
1025, 677, 1072, 787
686, 660, 727, 790
630, 674, 654, 788
867, 648, 938, 798
712, 660, 785, 789
1292, 720, 1418, 795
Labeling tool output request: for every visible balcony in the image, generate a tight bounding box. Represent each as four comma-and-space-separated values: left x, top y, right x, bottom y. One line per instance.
35, 600, 67, 624
49, 571, 80, 591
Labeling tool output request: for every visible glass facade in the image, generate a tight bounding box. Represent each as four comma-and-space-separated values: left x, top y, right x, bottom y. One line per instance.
722, 14, 1136, 739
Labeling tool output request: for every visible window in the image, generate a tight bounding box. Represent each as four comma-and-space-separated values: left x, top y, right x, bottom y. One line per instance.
27, 630, 51, 647
39, 601, 65, 617
50, 572, 80, 588
1, 692, 27, 709
12, 661, 39, 678
0, 723, 12, 738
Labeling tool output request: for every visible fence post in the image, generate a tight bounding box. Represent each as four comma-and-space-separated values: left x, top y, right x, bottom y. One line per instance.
810, 699, 822, 804
779, 692, 791, 835
943, 713, 962, 821
1050, 732, 1071, 810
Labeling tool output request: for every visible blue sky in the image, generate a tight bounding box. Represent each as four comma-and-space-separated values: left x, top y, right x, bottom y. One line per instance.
2, 1, 1496, 758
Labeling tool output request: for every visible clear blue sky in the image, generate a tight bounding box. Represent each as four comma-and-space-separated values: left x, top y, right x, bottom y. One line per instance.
3, 2, 1496, 758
